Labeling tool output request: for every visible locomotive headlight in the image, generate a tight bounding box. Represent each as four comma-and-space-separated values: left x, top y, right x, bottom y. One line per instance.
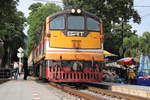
71, 9, 75, 13
77, 9, 81, 13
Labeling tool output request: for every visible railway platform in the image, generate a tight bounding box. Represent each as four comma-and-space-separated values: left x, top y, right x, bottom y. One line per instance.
88, 82, 150, 98
0, 75, 62, 100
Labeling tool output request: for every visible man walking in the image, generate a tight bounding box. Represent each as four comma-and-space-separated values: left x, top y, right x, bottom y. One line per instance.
23, 57, 28, 80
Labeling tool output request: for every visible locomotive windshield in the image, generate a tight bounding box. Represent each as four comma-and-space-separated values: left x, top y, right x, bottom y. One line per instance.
49, 11, 100, 31
87, 17, 100, 31
50, 16, 65, 29
68, 16, 84, 30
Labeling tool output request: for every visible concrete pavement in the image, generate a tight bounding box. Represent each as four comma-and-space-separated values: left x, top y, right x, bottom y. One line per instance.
0, 75, 63, 100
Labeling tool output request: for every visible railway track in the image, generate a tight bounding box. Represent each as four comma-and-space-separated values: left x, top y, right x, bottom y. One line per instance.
49, 82, 104, 100
49, 82, 149, 100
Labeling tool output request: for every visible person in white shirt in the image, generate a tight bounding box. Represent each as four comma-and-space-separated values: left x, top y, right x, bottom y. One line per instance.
13, 62, 19, 80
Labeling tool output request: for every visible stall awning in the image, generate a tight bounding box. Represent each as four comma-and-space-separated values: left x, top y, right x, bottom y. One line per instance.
103, 50, 117, 57
117, 57, 134, 65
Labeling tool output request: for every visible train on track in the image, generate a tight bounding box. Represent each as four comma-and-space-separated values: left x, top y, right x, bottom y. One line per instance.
28, 9, 104, 82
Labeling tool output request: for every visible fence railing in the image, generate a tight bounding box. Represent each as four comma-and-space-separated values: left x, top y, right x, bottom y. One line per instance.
0, 68, 13, 80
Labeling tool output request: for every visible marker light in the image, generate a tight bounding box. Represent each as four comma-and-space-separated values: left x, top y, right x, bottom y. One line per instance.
71, 9, 75, 13
77, 9, 81, 13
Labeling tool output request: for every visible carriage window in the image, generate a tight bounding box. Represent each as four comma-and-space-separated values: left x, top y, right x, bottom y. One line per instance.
87, 17, 100, 31
50, 16, 65, 29
68, 16, 84, 30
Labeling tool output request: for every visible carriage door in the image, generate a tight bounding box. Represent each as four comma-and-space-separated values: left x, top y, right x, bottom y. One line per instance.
42, 61, 46, 78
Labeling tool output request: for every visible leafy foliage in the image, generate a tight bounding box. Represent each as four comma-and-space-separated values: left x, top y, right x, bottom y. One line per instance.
63, 0, 141, 24
105, 24, 137, 56
139, 32, 150, 55
26, 3, 62, 54
0, 0, 18, 29
123, 32, 150, 57
0, 0, 26, 67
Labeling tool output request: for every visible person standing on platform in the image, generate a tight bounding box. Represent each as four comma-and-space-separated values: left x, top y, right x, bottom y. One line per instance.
13, 62, 19, 80
23, 57, 28, 80
128, 68, 136, 84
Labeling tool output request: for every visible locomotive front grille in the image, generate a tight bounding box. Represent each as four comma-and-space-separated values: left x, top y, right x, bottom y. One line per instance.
47, 67, 103, 82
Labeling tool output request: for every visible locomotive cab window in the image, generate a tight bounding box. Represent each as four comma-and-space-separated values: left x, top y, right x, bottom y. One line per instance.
87, 17, 100, 31
68, 16, 84, 30
50, 16, 65, 29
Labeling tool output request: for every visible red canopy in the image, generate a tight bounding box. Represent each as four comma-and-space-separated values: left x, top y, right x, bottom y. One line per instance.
117, 57, 134, 65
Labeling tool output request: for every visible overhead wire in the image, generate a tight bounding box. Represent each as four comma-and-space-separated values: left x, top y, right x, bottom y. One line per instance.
141, 13, 150, 18
33, 0, 64, 7
33, 0, 63, 4
131, 0, 150, 35
134, 0, 150, 18
134, 5, 150, 7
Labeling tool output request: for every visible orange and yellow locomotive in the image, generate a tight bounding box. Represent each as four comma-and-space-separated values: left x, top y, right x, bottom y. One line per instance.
28, 9, 104, 82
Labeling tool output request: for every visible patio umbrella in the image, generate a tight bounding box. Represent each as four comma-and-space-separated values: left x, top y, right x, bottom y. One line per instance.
117, 57, 134, 65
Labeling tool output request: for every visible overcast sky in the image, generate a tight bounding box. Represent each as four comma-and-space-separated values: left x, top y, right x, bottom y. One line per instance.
17, 0, 150, 36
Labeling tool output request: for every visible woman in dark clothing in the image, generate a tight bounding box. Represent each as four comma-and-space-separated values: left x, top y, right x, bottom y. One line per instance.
23, 57, 28, 80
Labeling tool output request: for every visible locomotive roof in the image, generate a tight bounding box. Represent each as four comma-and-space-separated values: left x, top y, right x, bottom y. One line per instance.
49, 9, 100, 21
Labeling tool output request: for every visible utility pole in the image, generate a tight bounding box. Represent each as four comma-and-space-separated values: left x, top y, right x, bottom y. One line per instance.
121, 20, 124, 57
119, 17, 124, 57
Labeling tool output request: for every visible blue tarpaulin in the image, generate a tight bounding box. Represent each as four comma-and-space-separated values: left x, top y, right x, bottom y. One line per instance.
136, 55, 150, 86
136, 78, 150, 86
138, 55, 150, 76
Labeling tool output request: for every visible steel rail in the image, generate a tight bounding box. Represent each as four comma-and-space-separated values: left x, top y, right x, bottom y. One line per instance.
49, 82, 106, 100
88, 87, 149, 100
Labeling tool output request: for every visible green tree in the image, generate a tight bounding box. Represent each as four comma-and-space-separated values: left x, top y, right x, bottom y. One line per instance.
0, 0, 26, 67
0, 0, 18, 29
105, 24, 137, 56
28, 2, 43, 13
123, 35, 141, 57
139, 32, 150, 55
26, 3, 62, 54
123, 32, 150, 57
63, 0, 140, 24
63, 0, 141, 57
